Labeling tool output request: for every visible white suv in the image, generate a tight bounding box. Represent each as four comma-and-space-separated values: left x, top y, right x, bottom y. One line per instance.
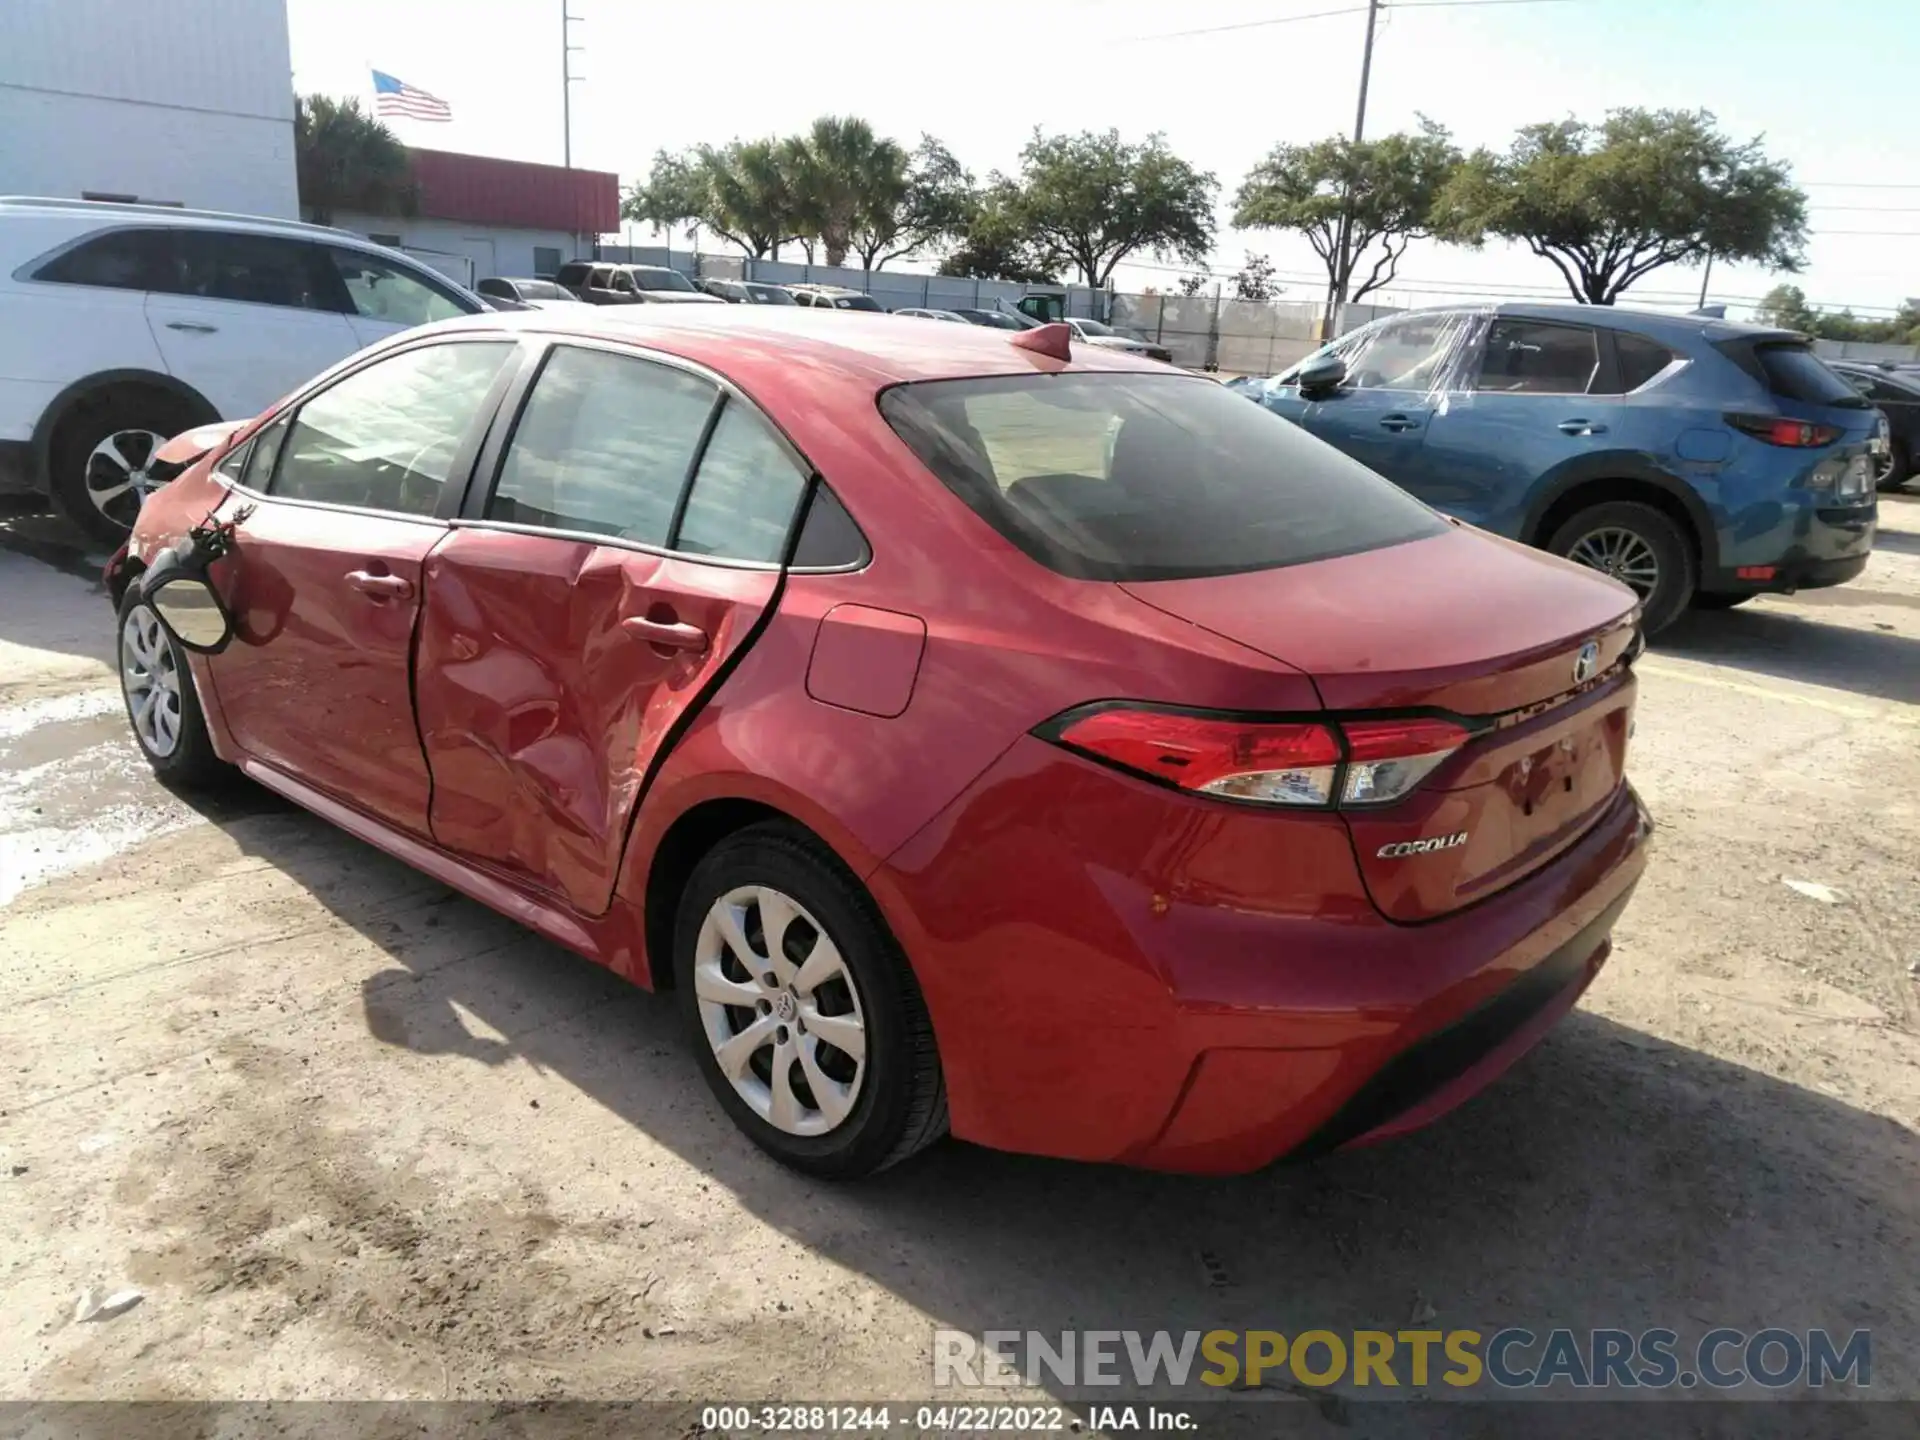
0, 197, 487, 542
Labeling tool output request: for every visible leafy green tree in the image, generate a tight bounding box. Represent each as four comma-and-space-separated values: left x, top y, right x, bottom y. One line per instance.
1754, 283, 1817, 332
1002, 129, 1217, 289
1231, 253, 1281, 302
782, 117, 906, 268
1435, 108, 1808, 305
937, 184, 1063, 284
624, 148, 708, 240
696, 139, 802, 259
294, 95, 416, 226
851, 137, 976, 270
1234, 123, 1457, 309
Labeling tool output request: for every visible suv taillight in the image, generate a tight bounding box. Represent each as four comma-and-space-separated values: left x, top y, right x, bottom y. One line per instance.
1725, 413, 1841, 448
1041, 705, 1475, 809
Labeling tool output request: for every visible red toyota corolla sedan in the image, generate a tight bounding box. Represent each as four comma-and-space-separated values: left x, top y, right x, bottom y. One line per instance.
107, 308, 1652, 1179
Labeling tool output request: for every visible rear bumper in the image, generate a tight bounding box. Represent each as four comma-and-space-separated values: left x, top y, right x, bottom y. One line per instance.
873, 735, 1653, 1175
1707, 493, 1875, 595
0, 438, 36, 495
1702, 548, 1871, 596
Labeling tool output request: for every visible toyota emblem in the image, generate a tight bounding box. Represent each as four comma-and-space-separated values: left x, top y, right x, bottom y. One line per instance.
1573, 641, 1600, 683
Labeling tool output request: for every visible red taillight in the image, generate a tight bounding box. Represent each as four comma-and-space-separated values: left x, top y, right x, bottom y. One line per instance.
1047, 707, 1472, 809
1726, 413, 1841, 448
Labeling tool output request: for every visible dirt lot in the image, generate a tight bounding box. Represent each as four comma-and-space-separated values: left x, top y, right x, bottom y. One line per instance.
1, 495, 1917, 1421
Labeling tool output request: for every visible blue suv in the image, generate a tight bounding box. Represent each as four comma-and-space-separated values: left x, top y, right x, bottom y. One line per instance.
1245, 304, 1881, 631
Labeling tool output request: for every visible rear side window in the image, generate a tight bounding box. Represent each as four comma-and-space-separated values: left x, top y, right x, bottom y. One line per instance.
1474, 320, 1599, 394
488, 346, 717, 543
674, 400, 809, 563
170, 230, 335, 311
1613, 333, 1674, 392
879, 372, 1447, 582
1755, 344, 1866, 407
32, 228, 173, 291
555, 262, 590, 287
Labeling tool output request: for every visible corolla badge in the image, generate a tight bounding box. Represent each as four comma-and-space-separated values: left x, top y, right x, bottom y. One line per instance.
1377, 832, 1468, 858
1573, 641, 1600, 684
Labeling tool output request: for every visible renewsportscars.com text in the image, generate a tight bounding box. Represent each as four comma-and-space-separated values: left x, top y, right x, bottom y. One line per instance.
934, 1327, 1871, 1391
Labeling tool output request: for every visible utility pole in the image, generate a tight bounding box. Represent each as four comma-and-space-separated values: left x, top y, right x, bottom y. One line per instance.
1328, 0, 1383, 334
562, 3, 584, 169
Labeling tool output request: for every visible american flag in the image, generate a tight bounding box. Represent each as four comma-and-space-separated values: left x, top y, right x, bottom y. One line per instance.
371, 70, 452, 122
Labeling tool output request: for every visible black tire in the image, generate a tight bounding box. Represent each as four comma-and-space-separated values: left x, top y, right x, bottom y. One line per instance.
1876, 445, 1911, 494
51, 393, 198, 546
674, 821, 947, 1178
115, 585, 228, 788
1691, 592, 1754, 611
1546, 500, 1696, 635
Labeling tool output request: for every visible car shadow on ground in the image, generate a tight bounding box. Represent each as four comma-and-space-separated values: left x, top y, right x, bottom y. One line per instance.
1657, 606, 1920, 706
187, 795, 1920, 1417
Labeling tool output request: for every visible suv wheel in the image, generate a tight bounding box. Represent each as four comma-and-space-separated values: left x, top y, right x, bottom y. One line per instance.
1876, 445, 1911, 494
53, 396, 196, 545
1548, 500, 1695, 634
674, 822, 947, 1178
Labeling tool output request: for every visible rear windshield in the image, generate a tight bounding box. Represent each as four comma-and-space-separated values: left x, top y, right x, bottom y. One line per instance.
744, 283, 795, 304
878, 372, 1448, 582
1757, 344, 1869, 408
516, 279, 568, 300
835, 294, 885, 311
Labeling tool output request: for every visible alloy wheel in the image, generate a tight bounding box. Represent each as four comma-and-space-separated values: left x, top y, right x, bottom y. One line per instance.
1565, 525, 1661, 600
693, 884, 867, 1137
86, 429, 169, 531
121, 603, 182, 758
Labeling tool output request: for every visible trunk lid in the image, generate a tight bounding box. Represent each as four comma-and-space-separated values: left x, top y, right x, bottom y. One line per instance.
1121, 525, 1641, 920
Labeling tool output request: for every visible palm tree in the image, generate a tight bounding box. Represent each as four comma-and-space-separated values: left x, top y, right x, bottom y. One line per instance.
294, 95, 417, 226
785, 117, 907, 269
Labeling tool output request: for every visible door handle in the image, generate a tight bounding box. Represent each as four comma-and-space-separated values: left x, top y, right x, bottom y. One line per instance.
165, 320, 219, 334
345, 570, 413, 600
1559, 419, 1608, 435
1378, 414, 1421, 432
622, 615, 710, 654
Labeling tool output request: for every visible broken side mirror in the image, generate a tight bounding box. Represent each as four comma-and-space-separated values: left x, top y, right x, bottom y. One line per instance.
138, 509, 248, 654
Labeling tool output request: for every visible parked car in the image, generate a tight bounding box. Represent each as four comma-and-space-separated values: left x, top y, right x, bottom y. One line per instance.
107, 306, 1650, 1179
951, 307, 1033, 331
1248, 304, 1880, 629
1063, 317, 1175, 364
892, 308, 969, 323
613, 265, 725, 305
475, 277, 587, 311
1830, 359, 1918, 491
0, 196, 487, 542
787, 284, 887, 313
554, 261, 642, 306
696, 277, 799, 305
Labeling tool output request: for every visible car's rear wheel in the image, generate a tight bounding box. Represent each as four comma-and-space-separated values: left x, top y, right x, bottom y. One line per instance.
674, 822, 946, 1178
53, 395, 196, 545
1876, 445, 1911, 493
1548, 501, 1695, 634
117, 587, 227, 787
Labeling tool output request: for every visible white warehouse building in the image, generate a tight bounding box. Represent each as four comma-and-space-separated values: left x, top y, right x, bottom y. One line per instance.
0, 0, 298, 217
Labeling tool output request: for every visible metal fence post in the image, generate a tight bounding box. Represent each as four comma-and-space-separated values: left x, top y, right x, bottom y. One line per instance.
1154, 296, 1165, 345
1206, 285, 1222, 373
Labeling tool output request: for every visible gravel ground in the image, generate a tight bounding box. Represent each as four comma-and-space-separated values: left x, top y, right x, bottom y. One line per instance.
1, 495, 1916, 1421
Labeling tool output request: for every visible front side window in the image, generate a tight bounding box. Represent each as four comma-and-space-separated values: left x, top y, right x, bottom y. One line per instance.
32, 228, 174, 291
1474, 320, 1601, 395
1344, 312, 1472, 392
487, 346, 717, 544
271, 342, 510, 515
675, 400, 810, 562
326, 247, 472, 325
880, 371, 1447, 582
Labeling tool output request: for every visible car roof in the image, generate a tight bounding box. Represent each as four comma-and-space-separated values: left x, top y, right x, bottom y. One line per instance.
425, 305, 1171, 386
0, 195, 376, 248
1384, 298, 1799, 345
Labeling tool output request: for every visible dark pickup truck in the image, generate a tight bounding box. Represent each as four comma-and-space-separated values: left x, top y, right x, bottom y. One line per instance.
555, 261, 642, 305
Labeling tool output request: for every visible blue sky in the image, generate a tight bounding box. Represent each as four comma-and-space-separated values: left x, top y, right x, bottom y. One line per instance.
287, 0, 1920, 319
